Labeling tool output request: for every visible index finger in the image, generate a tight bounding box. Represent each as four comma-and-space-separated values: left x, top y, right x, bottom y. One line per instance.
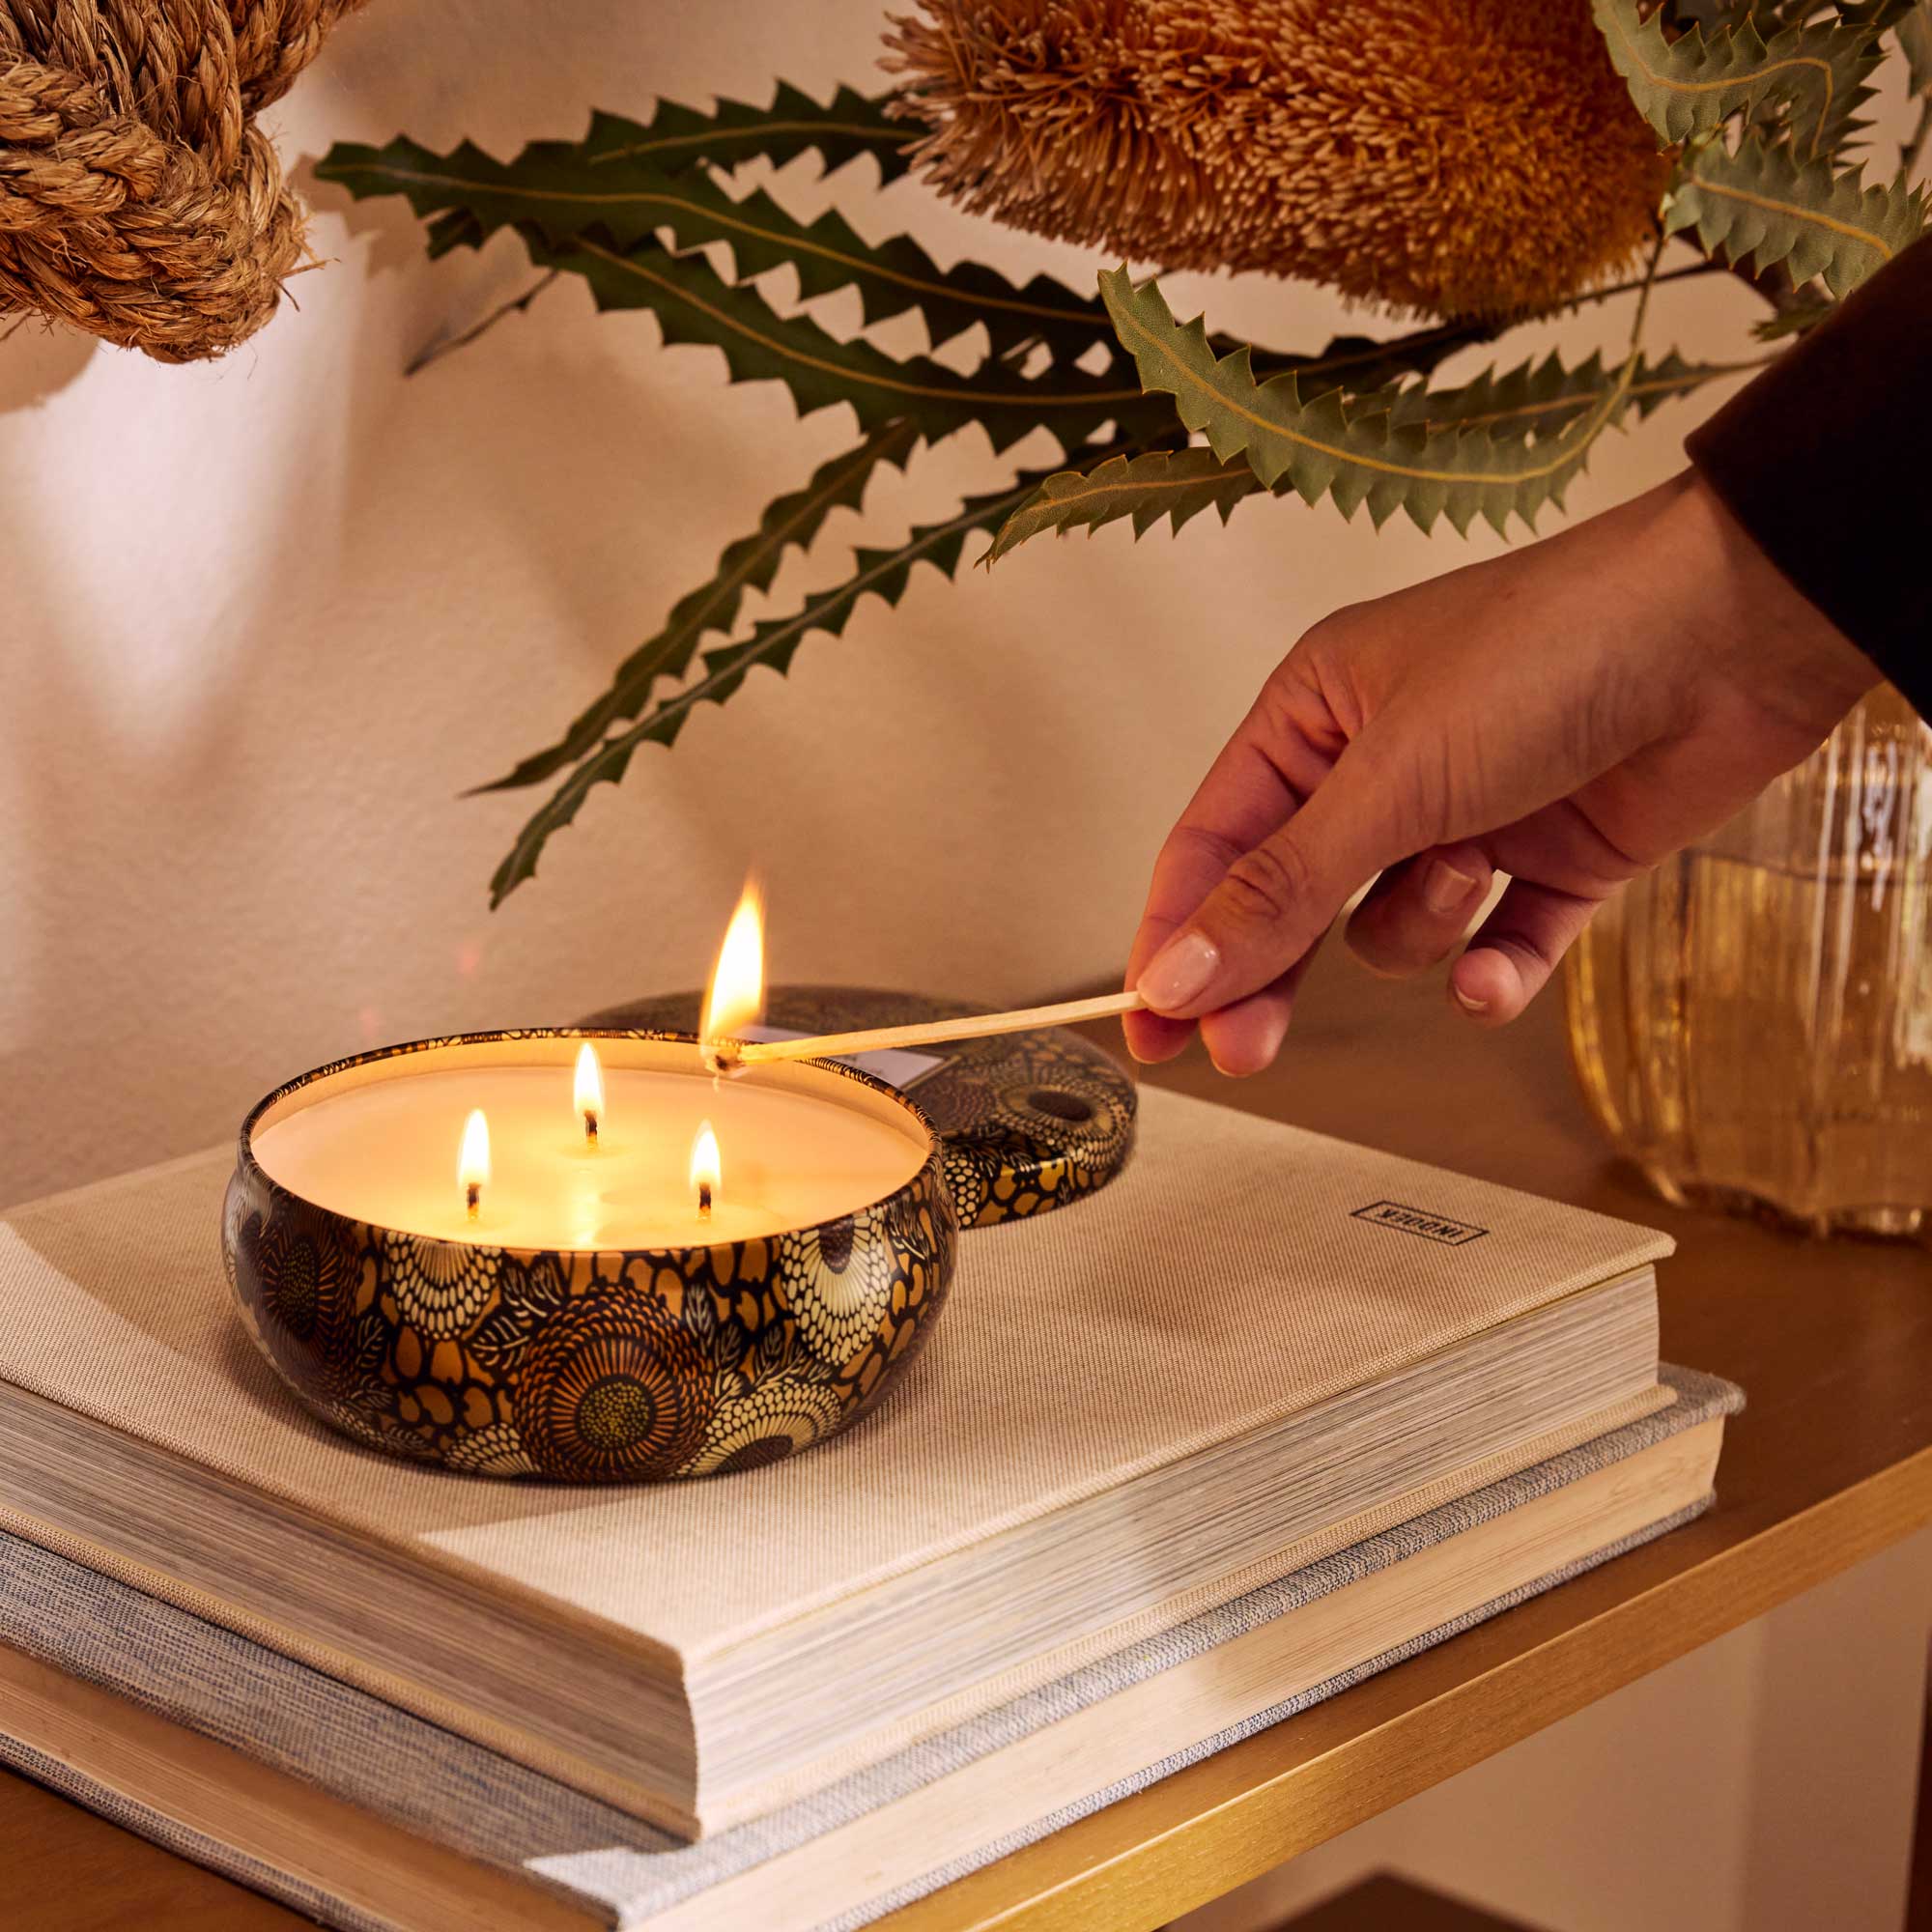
1123, 681, 1338, 1062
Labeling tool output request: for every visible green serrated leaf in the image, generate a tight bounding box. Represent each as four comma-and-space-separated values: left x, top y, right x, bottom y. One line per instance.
487, 473, 1057, 903
540, 234, 1169, 454
1830, 1, 1919, 40
1666, 134, 1927, 293
1751, 298, 1837, 339
320, 88, 911, 259
322, 133, 1506, 384
1097, 270, 1644, 538
987, 348, 1734, 564
1384, 349, 1741, 440
576, 88, 915, 181
421, 207, 485, 259
1593, 0, 1884, 158
983, 447, 1259, 565
479, 419, 921, 795
317, 131, 1112, 363
1246, 321, 1497, 394
981, 325, 1498, 559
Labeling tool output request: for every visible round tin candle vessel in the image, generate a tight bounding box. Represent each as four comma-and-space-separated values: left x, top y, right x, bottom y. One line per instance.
222, 1030, 957, 1482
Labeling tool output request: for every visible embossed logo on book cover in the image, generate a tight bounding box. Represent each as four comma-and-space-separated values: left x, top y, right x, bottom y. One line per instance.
1350, 1200, 1490, 1246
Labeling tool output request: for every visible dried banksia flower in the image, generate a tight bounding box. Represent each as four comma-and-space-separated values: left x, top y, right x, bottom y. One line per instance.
882, 0, 1673, 319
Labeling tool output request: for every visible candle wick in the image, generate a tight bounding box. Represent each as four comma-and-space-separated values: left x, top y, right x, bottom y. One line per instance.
697, 1179, 713, 1219
466, 1181, 481, 1221
583, 1110, 599, 1148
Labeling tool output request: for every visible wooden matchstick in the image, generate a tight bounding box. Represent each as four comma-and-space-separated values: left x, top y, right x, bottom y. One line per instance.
719, 990, 1147, 1068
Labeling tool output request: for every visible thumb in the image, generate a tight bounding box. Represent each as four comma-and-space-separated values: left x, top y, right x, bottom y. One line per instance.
1135, 734, 1419, 1018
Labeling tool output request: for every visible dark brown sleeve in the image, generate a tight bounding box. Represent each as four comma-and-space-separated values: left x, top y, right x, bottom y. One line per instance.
1686, 236, 1932, 720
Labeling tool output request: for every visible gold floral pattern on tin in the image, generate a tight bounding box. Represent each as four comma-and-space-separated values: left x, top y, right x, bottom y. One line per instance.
223, 1030, 959, 1484
691, 1379, 845, 1476
382, 1228, 500, 1339
777, 1210, 897, 1366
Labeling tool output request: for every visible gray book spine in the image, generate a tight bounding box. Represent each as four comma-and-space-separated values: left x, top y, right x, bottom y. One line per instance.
0, 1366, 1739, 1932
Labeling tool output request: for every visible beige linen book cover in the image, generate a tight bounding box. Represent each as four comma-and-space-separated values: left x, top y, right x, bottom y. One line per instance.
0, 1409, 1728, 1932
0, 1085, 1671, 1833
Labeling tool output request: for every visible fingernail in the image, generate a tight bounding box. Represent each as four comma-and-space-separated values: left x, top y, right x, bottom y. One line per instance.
1423, 859, 1480, 917
1453, 984, 1489, 1015
1137, 931, 1221, 1012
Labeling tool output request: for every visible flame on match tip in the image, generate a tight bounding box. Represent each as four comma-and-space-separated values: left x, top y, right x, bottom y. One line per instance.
700, 876, 764, 1067
690, 1119, 721, 1216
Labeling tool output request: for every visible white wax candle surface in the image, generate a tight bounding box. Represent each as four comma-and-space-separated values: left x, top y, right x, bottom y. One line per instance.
250, 1040, 929, 1251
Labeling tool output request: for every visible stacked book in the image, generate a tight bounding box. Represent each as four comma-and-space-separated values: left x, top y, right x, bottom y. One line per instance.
0, 1085, 1737, 1931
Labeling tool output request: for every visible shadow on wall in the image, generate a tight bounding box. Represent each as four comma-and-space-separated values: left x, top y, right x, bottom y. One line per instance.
2, 0, 1738, 1206
0, 0, 1230, 1204
0, 321, 94, 414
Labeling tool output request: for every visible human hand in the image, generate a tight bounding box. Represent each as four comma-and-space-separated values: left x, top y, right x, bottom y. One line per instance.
1124, 468, 1880, 1073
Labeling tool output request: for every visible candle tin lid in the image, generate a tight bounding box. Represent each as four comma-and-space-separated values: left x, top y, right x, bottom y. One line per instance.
583, 986, 1137, 1229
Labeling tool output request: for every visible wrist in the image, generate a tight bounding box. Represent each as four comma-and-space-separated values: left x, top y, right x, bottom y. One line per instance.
1667, 466, 1882, 731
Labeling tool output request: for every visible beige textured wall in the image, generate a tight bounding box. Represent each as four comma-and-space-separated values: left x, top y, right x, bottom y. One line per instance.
0, 2, 1837, 1203
2, 14, 1925, 1928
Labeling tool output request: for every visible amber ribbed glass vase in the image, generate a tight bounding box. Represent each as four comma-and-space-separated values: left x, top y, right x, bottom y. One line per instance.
1565, 686, 1932, 1241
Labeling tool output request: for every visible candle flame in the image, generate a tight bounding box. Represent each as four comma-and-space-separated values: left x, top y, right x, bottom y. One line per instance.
700, 876, 764, 1067
574, 1040, 605, 1144
459, 1108, 491, 1221
690, 1119, 721, 1220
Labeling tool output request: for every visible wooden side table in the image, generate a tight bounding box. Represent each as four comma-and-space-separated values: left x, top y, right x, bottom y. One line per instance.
8, 948, 1932, 1930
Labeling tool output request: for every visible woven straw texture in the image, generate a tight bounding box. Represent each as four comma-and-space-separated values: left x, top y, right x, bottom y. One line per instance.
0, 0, 364, 360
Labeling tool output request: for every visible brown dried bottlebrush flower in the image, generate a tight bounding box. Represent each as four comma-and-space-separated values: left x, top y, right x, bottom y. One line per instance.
881, 0, 1674, 319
